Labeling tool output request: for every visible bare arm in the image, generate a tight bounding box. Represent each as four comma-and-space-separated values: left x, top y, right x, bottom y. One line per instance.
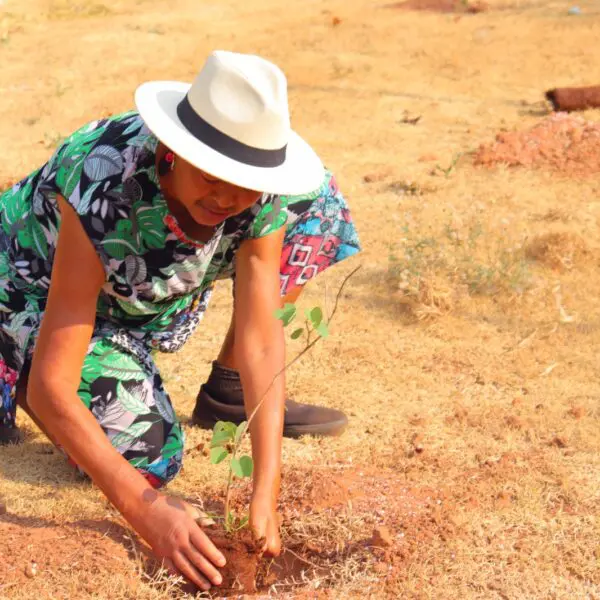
28, 195, 156, 520
234, 227, 286, 553
27, 195, 225, 590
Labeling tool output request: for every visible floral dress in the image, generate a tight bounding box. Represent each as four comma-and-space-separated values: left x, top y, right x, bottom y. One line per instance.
0, 111, 361, 487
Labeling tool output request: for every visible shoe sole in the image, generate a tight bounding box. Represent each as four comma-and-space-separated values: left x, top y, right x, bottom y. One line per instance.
0, 429, 23, 446
190, 413, 348, 439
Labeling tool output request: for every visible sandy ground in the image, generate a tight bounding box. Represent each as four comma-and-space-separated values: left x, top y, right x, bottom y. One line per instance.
1, 0, 600, 598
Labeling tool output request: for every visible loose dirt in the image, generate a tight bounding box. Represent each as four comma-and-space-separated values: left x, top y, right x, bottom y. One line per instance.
388, 0, 488, 14
473, 113, 600, 178
3, 0, 600, 598
0, 516, 137, 592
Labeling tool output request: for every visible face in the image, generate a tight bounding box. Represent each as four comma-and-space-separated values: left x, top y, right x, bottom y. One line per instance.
170, 155, 263, 227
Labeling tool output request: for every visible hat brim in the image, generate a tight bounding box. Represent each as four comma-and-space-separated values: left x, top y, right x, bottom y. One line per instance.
135, 81, 324, 196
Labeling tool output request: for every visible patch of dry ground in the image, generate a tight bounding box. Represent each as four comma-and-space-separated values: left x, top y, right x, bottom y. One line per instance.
2, 0, 600, 598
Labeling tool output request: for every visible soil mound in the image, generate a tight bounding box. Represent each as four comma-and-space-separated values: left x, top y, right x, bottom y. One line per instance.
388, 0, 488, 14
473, 113, 600, 178
0, 517, 135, 591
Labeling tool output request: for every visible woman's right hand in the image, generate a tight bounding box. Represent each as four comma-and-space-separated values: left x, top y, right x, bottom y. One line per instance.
131, 493, 226, 592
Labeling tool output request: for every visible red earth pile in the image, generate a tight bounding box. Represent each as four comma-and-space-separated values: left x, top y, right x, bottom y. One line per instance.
388, 0, 488, 13
473, 113, 600, 178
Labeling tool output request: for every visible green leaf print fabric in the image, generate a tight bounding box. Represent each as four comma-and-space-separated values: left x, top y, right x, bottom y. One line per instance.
0, 110, 290, 360
0, 109, 361, 485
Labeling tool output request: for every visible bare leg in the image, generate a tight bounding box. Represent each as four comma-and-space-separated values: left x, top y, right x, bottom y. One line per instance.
217, 286, 303, 370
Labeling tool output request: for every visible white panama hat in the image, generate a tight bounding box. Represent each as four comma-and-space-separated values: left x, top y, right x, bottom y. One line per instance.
135, 50, 324, 196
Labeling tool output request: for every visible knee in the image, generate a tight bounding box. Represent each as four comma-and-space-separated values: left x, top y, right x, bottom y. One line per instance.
128, 425, 185, 488
124, 415, 185, 488
137, 450, 184, 489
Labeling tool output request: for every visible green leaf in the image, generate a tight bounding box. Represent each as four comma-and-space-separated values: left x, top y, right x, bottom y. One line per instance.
129, 456, 150, 469
76, 181, 102, 215
30, 217, 49, 260
235, 421, 248, 444
231, 457, 243, 478
215, 421, 237, 437
316, 322, 329, 339
237, 515, 249, 530
210, 421, 236, 447
291, 328, 304, 340
111, 421, 153, 448
210, 447, 228, 465
153, 388, 176, 424
239, 455, 254, 477
100, 232, 141, 260
117, 381, 151, 415
134, 204, 166, 250
81, 349, 147, 384
162, 427, 184, 459
274, 303, 297, 326
229, 455, 253, 478
305, 306, 323, 328
210, 429, 232, 448
95, 350, 146, 381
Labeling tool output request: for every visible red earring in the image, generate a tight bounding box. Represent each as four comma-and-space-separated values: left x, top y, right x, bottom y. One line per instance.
158, 151, 176, 176
165, 152, 175, 171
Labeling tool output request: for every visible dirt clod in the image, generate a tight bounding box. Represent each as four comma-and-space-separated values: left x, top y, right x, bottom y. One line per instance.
496, 491, 512, 508
525, 232, 588, 270
363, 171, 389, 183
205, 529, 262, 593
568, 406, 586, 419
545, 86, 600, 112
474, 113, 600, 178
550, 436, 568, 448
371, 526, 394, 548
0, 519, 135, 588
504, 415, 524, 429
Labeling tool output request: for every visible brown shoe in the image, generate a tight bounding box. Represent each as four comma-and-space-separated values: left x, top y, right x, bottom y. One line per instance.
191, 362, 348, 438
0, 424, 23, 445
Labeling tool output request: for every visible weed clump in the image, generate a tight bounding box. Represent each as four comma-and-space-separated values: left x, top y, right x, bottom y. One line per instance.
389, 219, 532, 319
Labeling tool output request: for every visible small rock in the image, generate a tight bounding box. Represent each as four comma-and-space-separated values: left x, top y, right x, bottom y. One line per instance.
411, 433, 425, 453
550, 436, 568, 448
371, 526, 393, 548
24, 562, 37, 578
568, 406, 585, 420
496, 490, 512, 508
568, 6, 582, 15
332, 16, 342, 26
363, 172, 387, 183
504, 415, 524, 429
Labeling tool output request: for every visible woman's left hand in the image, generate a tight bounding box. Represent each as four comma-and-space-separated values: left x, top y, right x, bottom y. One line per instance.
250, 495, 282, 557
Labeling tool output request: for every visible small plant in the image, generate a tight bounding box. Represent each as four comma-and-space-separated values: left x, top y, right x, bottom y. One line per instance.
389, 219, 532, 319
208, 267, 360, 533
433, 152, 464, 178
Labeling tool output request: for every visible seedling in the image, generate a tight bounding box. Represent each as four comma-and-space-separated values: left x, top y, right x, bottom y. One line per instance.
209, 266, 360, 532
433, 152, 463, 178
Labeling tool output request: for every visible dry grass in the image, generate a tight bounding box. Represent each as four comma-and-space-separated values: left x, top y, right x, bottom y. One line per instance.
2, 0, 600, 598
